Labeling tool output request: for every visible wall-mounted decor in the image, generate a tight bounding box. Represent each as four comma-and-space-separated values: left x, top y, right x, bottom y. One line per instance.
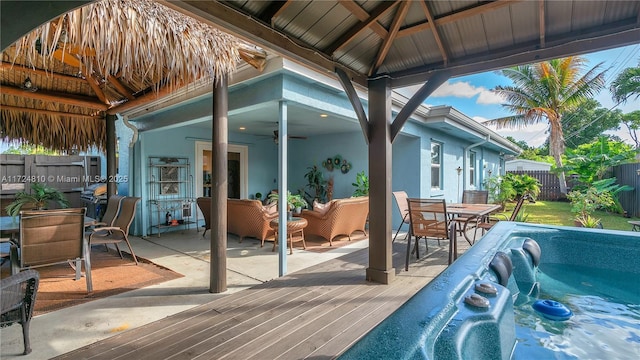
160, 166, 179, 194
323, 155, 352, 174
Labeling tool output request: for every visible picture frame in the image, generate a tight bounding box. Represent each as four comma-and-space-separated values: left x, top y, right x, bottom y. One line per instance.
160, 166, 179, 194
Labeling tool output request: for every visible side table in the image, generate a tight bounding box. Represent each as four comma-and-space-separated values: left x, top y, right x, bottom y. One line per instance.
270, 217, 308, 254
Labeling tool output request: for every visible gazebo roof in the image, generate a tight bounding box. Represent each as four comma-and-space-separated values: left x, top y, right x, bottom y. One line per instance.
0, 0, 265, 152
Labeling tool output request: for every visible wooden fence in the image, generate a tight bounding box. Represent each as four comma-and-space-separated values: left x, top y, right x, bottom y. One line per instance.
0, 154, 101, 216
510, 165, 640, 217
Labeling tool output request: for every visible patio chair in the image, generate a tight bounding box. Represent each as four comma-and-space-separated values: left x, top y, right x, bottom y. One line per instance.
453, 190, 489, 245
392, 191, 410, 243
89, 197, 140, 265
196, 197, 211, 237
12, 208, 92, 292
405, 198, 451, 271
87, 195, 124, 251
478, 194, 532, 233
1, 269, 39, 355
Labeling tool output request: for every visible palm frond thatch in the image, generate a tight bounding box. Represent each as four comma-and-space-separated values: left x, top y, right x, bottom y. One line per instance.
1, 0, 265, 152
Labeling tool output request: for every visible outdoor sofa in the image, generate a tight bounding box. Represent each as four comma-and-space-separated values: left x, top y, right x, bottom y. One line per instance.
301, 196, 369, 246
227, 198, 278, 245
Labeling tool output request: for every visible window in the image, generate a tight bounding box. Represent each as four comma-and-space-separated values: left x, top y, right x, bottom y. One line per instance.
469, 151, 476, 187
431, 142, 442, 190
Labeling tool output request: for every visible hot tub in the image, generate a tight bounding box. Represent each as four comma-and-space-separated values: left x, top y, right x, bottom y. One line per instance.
339, 222, 640, 360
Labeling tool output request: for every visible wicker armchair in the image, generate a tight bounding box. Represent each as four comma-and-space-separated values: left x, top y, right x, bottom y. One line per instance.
196, 197, 212, 237
227, 199, 278, 245
1, 269, 40, 355
300, 196, 369, 246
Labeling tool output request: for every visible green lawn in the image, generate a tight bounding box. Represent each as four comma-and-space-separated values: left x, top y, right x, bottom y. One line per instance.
493, 200, 640, 232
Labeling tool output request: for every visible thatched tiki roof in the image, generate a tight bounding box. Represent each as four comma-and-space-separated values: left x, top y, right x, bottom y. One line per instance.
0, 0, 266, 152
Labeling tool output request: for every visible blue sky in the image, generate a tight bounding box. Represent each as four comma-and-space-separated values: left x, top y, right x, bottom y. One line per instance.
400, 44, 639, 147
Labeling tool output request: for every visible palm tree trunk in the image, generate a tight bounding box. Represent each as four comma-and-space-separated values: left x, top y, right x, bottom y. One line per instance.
549, 116, 568, 194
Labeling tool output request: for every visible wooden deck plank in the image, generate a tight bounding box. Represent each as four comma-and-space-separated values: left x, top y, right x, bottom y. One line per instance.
52, 238, 468, 360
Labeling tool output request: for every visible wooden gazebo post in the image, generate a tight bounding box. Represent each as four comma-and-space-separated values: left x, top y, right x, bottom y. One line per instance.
211, 75, 228, 293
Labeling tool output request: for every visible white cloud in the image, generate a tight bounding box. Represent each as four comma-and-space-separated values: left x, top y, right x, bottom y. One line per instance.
432, 81, 479, 98
476, 91, 505, 105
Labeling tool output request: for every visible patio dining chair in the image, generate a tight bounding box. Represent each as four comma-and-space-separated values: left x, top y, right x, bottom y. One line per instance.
405, 198, 451, 271
1, 269, 40, 355
478, 194, 533, 233
453, 190, 489, 245
89, 197, 140, 265
196, 197, 211, 237
12, 208, 92, 292
392, 191, 410, 243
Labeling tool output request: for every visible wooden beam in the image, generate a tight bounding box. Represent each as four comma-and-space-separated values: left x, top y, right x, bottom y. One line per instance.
397, 0, 520, 38
419, 1, 448, 65
0, 62, 85, 83
107, 75, 136, 101
538, 0, 546, 48
335, 68, 369, 144
325, 1, 398, 55
0, 105, 102, 120
106, 81, 190, 115
338, 0, 388, 38
390, 71, 450, 142
370, 1, 409, 76
85, 73, 109, 105
390, 26, 640, 88
1, 85, 109, 110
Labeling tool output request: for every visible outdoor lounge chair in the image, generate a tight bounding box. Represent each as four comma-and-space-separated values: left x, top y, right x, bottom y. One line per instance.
406, 198, 451, 271
301, 196, 369, 246
392, 191, 410, 243
196, 197, 211, 237
1, 269, 39, 355
12, 208, 92, 292
89, 197, 140, 265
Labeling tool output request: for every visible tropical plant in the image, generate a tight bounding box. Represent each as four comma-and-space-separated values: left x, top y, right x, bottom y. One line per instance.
566, 186, 615, 226
352, 171, 369, 197
560, 138, 637, 184
620, 110, 640, 149
504, 173, 541, 200
304, 165, 327, 202
487, 56, 607, 194
610, 63, 640, 105
575, 214, 602, 228
5, 182, 70, 217
267, 191, 308, 211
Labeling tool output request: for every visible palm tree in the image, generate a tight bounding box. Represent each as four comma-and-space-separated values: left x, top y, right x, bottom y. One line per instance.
486, 57, 606, 194
610, 63, 640, 104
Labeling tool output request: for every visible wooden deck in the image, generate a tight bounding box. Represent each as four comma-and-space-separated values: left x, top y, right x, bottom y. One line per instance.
53, 238, 470, 359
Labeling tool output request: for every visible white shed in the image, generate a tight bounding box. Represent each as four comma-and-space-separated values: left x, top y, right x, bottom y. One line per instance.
505, 159, 552, 172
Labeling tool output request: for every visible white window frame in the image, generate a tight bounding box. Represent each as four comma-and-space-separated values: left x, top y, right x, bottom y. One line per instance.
469, 151, 476, 187
431, 142, 443, 190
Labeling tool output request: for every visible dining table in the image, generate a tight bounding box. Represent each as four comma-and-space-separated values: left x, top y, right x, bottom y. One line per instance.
446, 203, 502, 247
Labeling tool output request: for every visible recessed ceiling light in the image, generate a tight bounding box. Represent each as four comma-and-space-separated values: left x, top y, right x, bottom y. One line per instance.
239, 127, 246, 130
320, 114, 328, 118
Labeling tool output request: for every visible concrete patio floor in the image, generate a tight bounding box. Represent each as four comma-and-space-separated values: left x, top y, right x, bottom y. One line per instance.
0, 228, 371, 359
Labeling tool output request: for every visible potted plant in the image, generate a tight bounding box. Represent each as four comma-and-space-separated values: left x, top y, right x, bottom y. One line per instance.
5, 182, 70, 217
352, 171, 369, 197
304, 165, 327, 202
267, 191, 308, 217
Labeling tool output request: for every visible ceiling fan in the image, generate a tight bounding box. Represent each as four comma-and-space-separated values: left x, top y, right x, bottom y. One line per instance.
272, 130, 307, 144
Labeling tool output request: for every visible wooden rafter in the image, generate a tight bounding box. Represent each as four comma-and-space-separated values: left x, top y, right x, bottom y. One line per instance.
370, 1, 409, 76
107, 80, 189, 115
325, 1, 398, 55
0, 62, 85, 83
2, 85, 109, 111
397, 0, 520, 38
338, 0, 388, 38
107, 75, 136, 101
539, 0, 546, 48
419, 1, 448, 65
1, 105, 102, 120
85, 73, 109, 105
